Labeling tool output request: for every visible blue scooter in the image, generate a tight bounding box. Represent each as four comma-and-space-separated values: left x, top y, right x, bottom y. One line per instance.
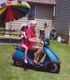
12, 39, 61, 73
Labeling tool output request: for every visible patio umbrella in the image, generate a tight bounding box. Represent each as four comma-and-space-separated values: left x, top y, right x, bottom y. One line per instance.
0, 0, 30, 38
0, 1, 30, 21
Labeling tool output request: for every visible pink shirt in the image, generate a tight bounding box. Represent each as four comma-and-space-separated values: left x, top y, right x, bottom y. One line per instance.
25, 27, 36, 50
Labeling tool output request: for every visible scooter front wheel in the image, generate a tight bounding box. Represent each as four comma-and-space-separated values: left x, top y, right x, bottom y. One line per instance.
47, 63, 60, 73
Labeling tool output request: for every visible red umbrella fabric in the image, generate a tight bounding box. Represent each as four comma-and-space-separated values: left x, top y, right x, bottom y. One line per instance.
6, 7, 15, 21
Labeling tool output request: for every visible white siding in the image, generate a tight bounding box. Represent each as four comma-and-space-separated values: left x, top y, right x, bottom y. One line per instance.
6, 3, 54, 38
6, 17, 27, 30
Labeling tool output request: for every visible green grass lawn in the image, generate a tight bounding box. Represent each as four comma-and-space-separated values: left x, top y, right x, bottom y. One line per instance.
0, 40, 70, 80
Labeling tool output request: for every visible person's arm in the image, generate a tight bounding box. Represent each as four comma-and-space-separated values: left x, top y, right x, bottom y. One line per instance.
22, 31, 27, 39
28, 37, 44, 45
28, 38, 42, 43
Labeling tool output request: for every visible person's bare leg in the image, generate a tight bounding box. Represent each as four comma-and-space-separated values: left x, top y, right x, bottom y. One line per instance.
33, 46, 43, 64
21, 45, 28, 63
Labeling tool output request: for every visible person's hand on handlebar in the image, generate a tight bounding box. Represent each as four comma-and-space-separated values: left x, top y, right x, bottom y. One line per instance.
28, 37, 44, 45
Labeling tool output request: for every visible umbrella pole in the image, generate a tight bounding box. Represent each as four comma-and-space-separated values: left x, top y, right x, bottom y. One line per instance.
9, 21, 12, 43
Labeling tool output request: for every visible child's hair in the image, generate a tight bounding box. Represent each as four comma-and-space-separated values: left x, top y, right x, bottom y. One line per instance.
21, 25, 28, 31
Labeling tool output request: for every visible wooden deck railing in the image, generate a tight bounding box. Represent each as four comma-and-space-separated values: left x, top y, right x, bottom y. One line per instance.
0, 29, 21, 40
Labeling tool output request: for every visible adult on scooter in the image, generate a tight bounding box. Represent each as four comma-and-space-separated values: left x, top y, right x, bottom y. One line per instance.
25, 20, 43, 64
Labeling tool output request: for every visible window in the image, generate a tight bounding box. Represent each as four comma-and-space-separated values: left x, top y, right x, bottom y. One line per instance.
28, 4, 35, 20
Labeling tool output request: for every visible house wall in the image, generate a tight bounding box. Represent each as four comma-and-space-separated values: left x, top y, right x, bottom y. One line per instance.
54, 0, 70, 44
67, 18, 70, 44
6, 1, 54, 38
35, 4, 54, 38
36, 4, 53, 29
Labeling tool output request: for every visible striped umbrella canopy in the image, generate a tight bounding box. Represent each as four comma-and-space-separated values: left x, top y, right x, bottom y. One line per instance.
0, 0, 30, 23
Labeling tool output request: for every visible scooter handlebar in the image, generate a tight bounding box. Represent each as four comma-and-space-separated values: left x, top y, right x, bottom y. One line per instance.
40, 38, 50, 47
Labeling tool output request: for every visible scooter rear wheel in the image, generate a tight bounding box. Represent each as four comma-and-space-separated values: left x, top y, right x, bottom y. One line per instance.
14, 59, 23, 67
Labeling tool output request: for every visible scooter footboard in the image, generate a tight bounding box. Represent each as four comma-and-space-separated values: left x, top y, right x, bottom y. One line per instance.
44, 47, 61, 63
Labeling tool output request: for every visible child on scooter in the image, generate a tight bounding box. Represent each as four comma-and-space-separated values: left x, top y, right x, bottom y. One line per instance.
20, 24, 28, 63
